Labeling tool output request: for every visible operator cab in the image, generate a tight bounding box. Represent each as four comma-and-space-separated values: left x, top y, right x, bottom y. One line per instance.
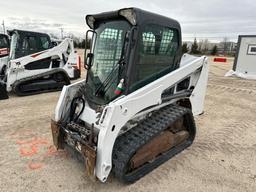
7, 29, 51, 60
84, 8, 182, 106
0, 34, 10, 58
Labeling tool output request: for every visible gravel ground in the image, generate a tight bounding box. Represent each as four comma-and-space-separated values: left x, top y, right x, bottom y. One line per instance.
0, 55, 256, 192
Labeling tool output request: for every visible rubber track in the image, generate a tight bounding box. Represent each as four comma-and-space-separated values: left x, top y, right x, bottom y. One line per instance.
112, 104, 196, 183
13, 69, 70, 96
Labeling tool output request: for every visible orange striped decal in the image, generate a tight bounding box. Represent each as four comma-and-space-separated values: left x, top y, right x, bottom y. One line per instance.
31, 51, 47, 58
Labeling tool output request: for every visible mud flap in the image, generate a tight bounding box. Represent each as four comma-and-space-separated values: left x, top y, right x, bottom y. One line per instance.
0, 82, 8, 100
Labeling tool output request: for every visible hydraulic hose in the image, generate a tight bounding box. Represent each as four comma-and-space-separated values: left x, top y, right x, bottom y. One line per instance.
69, 96, 85, 122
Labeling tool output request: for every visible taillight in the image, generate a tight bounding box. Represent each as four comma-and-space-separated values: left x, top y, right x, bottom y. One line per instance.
76, 55, 81, 70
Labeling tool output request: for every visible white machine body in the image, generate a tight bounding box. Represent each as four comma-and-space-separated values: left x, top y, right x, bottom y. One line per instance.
53, 54, 208, 182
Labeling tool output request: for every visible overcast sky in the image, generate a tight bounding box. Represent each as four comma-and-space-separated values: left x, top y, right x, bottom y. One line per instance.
1, 0, 256, 42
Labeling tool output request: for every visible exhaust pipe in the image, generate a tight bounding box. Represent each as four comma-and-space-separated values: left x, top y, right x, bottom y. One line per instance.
0, 81, 8, 100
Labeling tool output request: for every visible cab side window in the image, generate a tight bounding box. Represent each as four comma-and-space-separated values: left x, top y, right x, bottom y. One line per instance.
27, 36, 37, 51
131, 24, 179, 91
39, 36, 50, 50
21, 36, 37, 51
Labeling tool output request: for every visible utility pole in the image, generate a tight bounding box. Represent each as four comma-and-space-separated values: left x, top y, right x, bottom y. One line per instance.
2, 20, 6, 34
60, 28, 64, 39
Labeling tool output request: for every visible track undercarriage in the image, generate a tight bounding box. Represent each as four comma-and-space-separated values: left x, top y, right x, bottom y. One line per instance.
52, 104, 196, 183
112, 104, 196, 183
12, 70, 70, 96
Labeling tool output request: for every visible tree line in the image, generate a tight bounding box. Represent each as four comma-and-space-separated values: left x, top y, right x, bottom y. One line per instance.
67, 34, 230, 56
73, 37, 218, 55
182, 38, 218, 56
73, 38, 91, 49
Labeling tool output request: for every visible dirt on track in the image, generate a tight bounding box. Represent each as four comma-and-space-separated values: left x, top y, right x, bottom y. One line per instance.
0, 55, 256, 192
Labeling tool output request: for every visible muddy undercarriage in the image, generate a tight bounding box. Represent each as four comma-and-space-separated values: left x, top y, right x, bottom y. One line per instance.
51, 104, 195, 183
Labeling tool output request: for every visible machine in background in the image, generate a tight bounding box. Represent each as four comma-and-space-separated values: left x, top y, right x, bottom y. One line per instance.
0, 29, 81, 100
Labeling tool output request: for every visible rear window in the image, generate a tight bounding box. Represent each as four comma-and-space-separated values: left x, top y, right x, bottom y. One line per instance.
0, 36, 9, 49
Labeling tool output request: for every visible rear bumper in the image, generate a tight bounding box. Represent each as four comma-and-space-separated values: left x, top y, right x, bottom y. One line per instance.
51, 119, 96, 178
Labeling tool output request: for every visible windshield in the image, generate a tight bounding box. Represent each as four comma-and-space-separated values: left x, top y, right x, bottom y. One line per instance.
9, 33, 18, 59
0, 35, 9, 49
86, 20, 130, 105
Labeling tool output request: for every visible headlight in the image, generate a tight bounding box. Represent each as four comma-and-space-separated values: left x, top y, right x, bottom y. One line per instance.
119, 8, 136, 25
86, 15, 96, 29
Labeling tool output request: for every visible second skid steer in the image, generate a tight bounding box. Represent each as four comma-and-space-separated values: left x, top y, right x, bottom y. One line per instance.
0, 29, 81, 100
51, 8, 209, 183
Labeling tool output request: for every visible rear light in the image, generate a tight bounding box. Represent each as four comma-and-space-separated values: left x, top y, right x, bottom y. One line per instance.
75, 55, 81, 70
0, 48, 8, 56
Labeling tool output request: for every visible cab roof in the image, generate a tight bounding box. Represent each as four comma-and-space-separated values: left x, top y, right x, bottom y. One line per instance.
7, 29, 50, 38
0, 33, 8, 38
85, 7, 181, 31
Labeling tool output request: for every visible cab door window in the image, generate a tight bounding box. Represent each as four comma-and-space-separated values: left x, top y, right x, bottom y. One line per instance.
131, 24, 179, 91
21, 36, 37, 54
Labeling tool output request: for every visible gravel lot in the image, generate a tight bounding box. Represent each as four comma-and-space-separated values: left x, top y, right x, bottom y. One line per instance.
0, 54, 256, 192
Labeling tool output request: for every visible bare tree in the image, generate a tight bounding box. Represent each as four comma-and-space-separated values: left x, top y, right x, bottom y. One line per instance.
222, 37, 229, 55
198, 39, 210, 54
202, 39, 210, 53
198, 40, 203, 53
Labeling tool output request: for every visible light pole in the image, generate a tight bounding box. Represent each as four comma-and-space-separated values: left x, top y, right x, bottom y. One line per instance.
60, 28, 64, 39
2, 20, 6, 34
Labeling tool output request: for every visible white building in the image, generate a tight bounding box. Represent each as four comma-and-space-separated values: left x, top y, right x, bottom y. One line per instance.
233, 35, 256, 77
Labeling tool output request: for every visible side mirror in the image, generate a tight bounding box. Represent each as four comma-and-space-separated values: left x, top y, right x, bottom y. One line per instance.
84, 30, 97, 70
85, 53, 93, 70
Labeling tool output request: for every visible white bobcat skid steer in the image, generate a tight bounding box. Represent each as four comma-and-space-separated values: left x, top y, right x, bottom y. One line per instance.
51, 8, 209, 183
0, 29, 81, 99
